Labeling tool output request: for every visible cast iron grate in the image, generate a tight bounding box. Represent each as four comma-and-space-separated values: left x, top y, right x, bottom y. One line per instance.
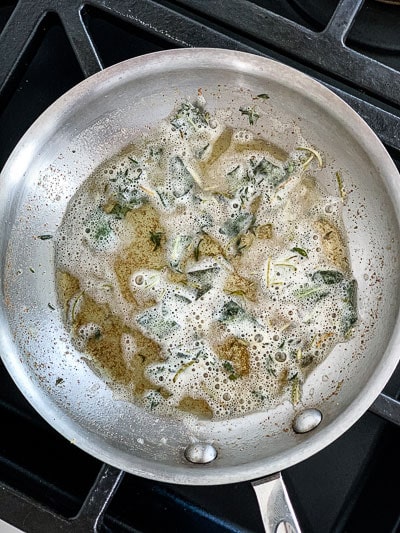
0, 1, 399, 532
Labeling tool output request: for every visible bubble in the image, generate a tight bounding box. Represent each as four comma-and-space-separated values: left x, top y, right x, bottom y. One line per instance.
275, 352, 286, 362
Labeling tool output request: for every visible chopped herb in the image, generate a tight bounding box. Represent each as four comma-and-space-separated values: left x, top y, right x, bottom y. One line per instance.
251, 390, 266, 401
171, 293, 192, 305
128, 157, 138, 165
252, 158, 289, 188
226, 165, 242, 193
48, 303, 55, 310
187, 267, 219, 299
173, 360, 196, 382
168, 234, 193, 272
94, 220, 112, 242
109, 166, 147, 207
312, 270, 344, 285
176, 351, 191, 358
110, 203, 131, 219
149, 231, 164, 251
295, 286, 329, 300
342, 279, 358, 336
336, 171, 346, 201
222, 360, 238, 380
291, 247, 308, 258
239, 106, 260, 125
38, 234, 53, 240
220, 213, 255, 238
265, 257, 272, 288
152, 366, 166, 374
193, 239, 202, 261
71, 291, 84, 322
290, 374, 301, 405
136, 309, 180, 340
29, 267, 35, 273
274, 262, 297, 271
156, 189, 167, 208
149, 146, 163, 162
218, 300, 254, 324
256, 93, 270, 100
196, 144, 209, 159
55, 377, 64, 386
169, 156, 194, 197
235, 235, 248, 255
170, 102, 210, 134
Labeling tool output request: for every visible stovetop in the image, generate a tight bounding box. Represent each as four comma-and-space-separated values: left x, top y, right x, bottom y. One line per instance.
1, 1, 400, 532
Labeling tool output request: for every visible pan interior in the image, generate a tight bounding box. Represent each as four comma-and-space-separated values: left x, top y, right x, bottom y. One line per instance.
1, 49, 399, 484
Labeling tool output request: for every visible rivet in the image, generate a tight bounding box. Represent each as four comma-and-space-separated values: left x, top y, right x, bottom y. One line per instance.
292, 408, 322, 434
184, 442, 217, 464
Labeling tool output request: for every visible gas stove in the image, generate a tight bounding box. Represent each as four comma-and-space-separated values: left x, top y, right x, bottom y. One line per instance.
1, 1, 400, 532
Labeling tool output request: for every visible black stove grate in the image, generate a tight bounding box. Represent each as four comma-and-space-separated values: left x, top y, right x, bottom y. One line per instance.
1, 1, 400, 532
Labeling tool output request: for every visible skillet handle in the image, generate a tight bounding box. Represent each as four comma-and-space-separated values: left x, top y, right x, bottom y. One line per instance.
251, 472, 301, 532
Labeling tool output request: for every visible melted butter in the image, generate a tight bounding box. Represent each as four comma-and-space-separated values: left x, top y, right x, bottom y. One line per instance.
58, 271, 162, 390
55, 98, 357, 420
114, 203, 167, 303
178, 396, 213, 419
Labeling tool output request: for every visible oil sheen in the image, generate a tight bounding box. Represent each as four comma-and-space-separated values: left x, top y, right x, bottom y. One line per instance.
55, 98, 357, 420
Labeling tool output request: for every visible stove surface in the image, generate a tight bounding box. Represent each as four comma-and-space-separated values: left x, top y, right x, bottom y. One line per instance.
1, 1, 400, 532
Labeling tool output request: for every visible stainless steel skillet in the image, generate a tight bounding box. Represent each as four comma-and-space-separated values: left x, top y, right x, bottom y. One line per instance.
0, 48, 399, 531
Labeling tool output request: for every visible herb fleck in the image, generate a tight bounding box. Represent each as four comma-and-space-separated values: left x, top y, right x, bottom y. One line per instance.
38, 234, 53, 240
194, 239, 202, 261
222, 361, 238, 380
110, 203, 131, 219
291, 247, 308, 258
149, 231, 164, 251
239, 106, 260, 126
336, 171, 346, 201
